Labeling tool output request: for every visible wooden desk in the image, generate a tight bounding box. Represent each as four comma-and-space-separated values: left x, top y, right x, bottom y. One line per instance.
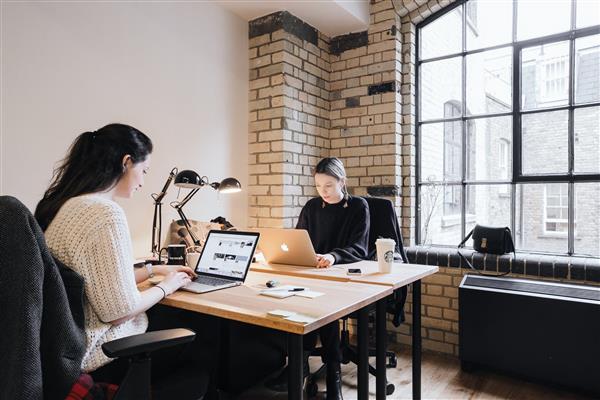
149, 271, 391, 400
252, 260, 437, 289
252, 261, 439, 400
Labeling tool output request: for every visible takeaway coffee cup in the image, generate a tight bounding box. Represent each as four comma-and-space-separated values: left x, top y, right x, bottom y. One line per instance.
161, 244, 186, 265
376, 238, 396, 273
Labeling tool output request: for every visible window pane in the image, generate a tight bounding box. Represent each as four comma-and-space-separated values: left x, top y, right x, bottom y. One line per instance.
522, 110, 568, 174
465, 184, 512, 246
575, 182, 600, 256
577, 0, 600, 28
419, 184, 463, 246
420, 57, 462, 121
420, 6, 462, 60
575, 34, 600, 104
467, 116, 512, 181
420, 122, 463, 183
516, 183, 568, 254
466, 47, 512, 116
574, 106, 600, 174
466, 0, 513, 50
517, 0, 571, 41
522, 42, 570, 110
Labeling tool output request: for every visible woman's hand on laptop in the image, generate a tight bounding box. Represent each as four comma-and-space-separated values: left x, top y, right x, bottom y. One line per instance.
316, 254, 335, 268
156, 265, 197, 279
158, 271, 193, 295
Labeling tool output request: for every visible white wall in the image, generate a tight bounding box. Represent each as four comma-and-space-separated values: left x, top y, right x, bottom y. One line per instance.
1, 2, 249, 256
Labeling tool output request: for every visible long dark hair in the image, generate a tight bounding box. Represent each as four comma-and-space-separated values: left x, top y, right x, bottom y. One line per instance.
35, 123, 153, 231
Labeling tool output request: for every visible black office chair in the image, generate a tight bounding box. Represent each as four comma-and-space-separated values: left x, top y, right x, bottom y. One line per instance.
306, 196, 408, 397
0, 195, 204, 399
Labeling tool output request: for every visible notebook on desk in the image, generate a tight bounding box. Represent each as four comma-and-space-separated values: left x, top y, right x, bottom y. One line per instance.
256, 228, 317, 267
182, 230, 259, 294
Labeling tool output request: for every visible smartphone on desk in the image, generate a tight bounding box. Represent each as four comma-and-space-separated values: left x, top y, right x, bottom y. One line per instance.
347, 268, 362, 275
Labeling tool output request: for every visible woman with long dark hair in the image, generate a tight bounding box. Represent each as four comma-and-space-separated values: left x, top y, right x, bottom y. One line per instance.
266, 157, 370, 400
35, 124, 197, 382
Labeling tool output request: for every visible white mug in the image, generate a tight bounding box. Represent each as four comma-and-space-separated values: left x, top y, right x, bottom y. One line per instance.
376, 238, 395, 273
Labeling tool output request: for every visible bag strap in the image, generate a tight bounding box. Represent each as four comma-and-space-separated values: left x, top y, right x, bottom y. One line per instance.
505, 227, 516, 253
457, 227, 513, 277
458, 227, 474, 249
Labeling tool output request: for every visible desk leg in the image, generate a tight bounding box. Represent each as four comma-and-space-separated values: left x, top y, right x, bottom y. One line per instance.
412, 280, 422, 400
288, 333, 303, 400
376, 298, 387, 399
357, 307, 369, 400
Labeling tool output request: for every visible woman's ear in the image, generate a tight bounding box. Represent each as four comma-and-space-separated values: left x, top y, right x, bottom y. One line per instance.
121, 154, 133, 168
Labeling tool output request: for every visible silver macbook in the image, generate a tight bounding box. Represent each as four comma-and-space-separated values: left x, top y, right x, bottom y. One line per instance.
182, 230, 259, 294
257, 228, 317, 267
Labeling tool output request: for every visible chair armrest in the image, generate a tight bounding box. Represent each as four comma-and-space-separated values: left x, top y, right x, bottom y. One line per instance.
102, 328, 196, 358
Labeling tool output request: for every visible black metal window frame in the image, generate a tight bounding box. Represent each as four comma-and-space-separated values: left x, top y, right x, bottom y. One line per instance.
415, 0, 600, 257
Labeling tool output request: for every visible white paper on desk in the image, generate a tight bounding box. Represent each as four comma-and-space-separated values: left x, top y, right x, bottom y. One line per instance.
260, 290, 294, 298
261, 285, 305, 292
294, 290, 324, 298
267, 309, 296, 317
284, 314, 316, 324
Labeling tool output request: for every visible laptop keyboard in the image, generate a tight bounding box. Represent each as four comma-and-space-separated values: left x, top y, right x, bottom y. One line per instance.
194, 275, 234, 287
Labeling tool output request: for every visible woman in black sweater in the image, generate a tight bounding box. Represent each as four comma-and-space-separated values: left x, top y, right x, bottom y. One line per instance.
267, 157, 370, 400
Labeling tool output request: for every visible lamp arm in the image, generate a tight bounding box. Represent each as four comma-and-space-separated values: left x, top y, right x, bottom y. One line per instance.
174, 205, 201, 247
170, 188, 202, 247
174, 187, 201, 209
151, 202, 161, 256
152, 167, 178, 203
150, 167, 178, 260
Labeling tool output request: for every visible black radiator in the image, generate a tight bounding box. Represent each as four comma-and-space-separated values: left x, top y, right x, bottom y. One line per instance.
459, 275, 600, 395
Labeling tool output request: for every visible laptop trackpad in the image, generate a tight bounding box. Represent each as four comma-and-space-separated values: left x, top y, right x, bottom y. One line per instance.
182, 281, 239, 294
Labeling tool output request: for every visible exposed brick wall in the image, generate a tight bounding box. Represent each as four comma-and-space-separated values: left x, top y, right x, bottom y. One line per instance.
246, 1, 465, 356
248, 14, 331, 228
248, 2, 418, 237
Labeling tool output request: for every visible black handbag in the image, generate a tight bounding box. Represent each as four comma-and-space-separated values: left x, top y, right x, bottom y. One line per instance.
460, 224, 515, 255
458, 224, 516, 276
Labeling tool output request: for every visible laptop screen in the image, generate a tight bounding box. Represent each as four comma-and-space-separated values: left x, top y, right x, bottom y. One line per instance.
195, 230, 259, 281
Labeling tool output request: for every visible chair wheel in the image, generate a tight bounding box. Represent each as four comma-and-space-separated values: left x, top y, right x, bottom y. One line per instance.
386, 383, 395, 395
306, 381, 318, 397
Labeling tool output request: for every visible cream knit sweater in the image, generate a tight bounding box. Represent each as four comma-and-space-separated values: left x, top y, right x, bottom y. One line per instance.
45, 194, 148, 372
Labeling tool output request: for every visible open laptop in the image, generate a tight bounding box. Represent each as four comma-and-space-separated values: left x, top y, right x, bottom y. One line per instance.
257, 228, 317, 267
182, 230, 259, 294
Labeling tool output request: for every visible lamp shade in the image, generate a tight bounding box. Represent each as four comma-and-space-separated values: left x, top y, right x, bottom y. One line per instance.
174, 170, 203, 189
216, 177, 242, 193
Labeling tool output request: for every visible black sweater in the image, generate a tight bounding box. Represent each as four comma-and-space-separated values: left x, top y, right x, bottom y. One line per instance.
296, 195, 370, 264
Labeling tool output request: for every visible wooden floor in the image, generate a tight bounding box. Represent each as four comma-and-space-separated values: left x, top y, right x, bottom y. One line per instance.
232, 346, 594, 399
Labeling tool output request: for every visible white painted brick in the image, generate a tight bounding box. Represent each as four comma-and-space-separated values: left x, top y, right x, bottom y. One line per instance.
258, 107, 284, 120
249, 120, 270, 132
341, 86, 368, 98
249, 142, 270, 154
249, 33, 271, 48
367, 123, 395, 135
250, 77, 270, 90
367, 144, 397, 155
341, 147, 368, 157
